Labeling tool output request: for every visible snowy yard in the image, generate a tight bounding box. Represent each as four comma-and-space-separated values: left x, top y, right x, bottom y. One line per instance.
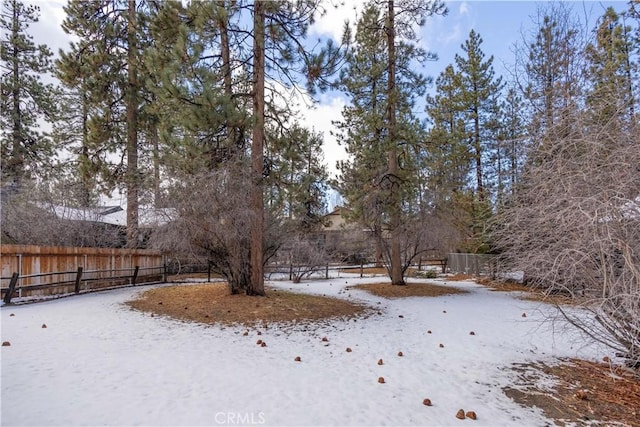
1, 275, 610, 426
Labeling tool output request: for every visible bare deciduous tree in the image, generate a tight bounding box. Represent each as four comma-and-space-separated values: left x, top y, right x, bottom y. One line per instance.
493, 112, 640, 368
149, 164, 281, 295
280, 233, 330, 283
1, 182, 124, 247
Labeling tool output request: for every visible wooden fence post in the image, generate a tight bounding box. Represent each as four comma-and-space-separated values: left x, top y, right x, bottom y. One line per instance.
74, 267, 83, 294
131, 266, 139, 285
3, 272, 19, 304
325, 263, 329, 279
207, 262, 211, 283
360, 260, 364, 278
162, 263, 167, 282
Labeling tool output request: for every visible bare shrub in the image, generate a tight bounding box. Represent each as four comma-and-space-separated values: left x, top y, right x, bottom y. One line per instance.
280, 233, 330, 283
492, 113, 640, 367
149, 164, 281, 294
1, 182, 124, 247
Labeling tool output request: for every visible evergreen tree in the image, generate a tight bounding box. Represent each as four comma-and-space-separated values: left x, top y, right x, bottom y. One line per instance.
520, 2, 584, 144
454, 29, 503, 201
495, 86, 527, 202
0, 0, 55, 188
585, 7, 637, 132
249, 0, 344, 295
144, 0, 342, 295
268, 124, 328, 228
59, 0, 149, 248
335, 0, 444, 282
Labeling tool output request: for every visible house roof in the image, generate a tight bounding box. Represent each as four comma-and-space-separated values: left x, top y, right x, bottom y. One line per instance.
49, 204, 175, 227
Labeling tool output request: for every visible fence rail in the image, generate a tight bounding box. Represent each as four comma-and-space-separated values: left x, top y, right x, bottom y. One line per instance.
1, 244, 166, 303
446, 253, 496, 276
1, 265, 166, 304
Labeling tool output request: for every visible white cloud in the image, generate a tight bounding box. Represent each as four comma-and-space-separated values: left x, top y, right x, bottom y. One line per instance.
28, 0, 72, 56
299, 95, 346, 179
309, 0, 366, 42
458, 1, 470, 16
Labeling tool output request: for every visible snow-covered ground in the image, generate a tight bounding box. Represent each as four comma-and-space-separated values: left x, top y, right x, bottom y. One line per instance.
1, 275, 611, 426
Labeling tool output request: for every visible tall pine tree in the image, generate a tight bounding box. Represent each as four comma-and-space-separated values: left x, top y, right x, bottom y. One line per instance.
0, 0, 55, 188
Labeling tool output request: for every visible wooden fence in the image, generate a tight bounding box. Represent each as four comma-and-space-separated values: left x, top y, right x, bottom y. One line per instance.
1, 245, 166, 302
447, 253, 496, 276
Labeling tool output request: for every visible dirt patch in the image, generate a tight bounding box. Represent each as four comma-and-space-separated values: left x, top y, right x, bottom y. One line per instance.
475, 277, 581, 306
126, 283, 370, 326
353, 282, 467, 299
504, 359, 640, 426
444, 273, 476, 281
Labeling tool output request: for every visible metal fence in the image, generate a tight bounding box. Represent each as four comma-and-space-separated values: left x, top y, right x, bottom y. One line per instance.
446, 253, 496, 276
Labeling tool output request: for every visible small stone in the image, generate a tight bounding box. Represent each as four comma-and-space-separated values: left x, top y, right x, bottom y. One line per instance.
443, 310, 447, 314
184, 307, 188, 310
2, 341, 10, 346
521, 313, 527, 318
603, 356, 610, 363
397, 351, 403, 357
377, 359, 384, 365
469, 331, 476, 335
294, 356, 301, 362
260, 342, 267, 347
465, 411, 477, 420
427, 330, 432, 334
158, 302, 163, 305
9, 313, 15, 317
41, 324, 47, 329
256, 339, 263, 345
321, 337, 329, 342
346, 347, 352, 352
575, 390, 588, 400
399, 315, 404, 318
243, 331, 249, 336
422, 398, 432, 406
257, 331, 262, 335
378, 377, 385, 384
456, 409, 465, 420
439, 344, 444, 348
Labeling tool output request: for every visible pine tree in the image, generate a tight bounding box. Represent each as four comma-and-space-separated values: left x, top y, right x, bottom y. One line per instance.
144, 0, 342, 295
495, 86, 527, 202
585, 7, 637, 132
335, 0, 444, 282
268, 124, 328, 228
521, 2, 583, 144
59, 0, 148, 248
454, 29, 503, 201
425, 65, 469, 200
0, 0, 55, 188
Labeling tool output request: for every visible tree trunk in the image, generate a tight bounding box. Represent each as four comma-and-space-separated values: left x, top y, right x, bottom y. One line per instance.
386, 0, 405, 286
249, 0, 266, 296
126, 0, 139, 248
80, 89, 92, 206
10, 0, 23, 188
151, 122, 160, 207
474, 110, 484, 200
